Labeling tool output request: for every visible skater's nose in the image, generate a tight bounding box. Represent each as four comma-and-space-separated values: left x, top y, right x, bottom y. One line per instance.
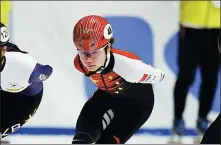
85, 57, 93, 63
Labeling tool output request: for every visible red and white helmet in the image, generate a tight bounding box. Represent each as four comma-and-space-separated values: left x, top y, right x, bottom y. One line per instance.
73, 15, 113, 51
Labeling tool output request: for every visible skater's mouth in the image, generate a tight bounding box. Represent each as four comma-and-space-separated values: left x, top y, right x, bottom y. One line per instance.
87, 65, 96, 67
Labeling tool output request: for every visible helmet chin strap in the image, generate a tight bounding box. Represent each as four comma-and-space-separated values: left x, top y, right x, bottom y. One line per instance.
96, 48, 110, 73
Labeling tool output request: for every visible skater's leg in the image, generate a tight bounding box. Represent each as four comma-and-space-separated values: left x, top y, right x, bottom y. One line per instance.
96, 86, 154, 144
96, 106, 153, 144
174, 26, 199, 120
72, 89, 115, 144
198, 29, 220, 122
173, 26, 199, 136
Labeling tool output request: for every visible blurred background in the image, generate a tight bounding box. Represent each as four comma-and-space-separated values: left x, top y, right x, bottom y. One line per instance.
1, 1, 220, 144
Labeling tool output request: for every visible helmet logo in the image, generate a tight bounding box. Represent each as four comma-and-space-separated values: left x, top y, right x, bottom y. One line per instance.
104, 24, 113, 39
83, 27, 90, 34
1, 26, 9, 43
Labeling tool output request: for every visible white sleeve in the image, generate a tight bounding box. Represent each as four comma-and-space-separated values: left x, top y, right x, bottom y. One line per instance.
113, 53, 165, 84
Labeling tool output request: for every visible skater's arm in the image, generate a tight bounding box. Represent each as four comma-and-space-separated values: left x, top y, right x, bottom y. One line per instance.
28, 63, 53, 83
113, 52, 165, 84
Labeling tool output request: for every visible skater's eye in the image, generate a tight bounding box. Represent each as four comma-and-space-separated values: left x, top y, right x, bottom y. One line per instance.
90, 50, 98, 55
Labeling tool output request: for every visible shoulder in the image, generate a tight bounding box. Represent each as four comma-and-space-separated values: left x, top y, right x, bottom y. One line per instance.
111, 48, 140, 60
111, 48, 143, 72
5, 52, 36, 67
3, 52, 37, 83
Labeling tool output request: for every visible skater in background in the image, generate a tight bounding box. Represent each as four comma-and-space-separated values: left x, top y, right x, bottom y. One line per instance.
72, 15, 165, 144
171, 1, 220, 142
0, 22, 53, 139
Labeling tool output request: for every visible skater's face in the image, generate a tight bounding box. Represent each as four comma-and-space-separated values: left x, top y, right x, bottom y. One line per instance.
79, 43, 110, 71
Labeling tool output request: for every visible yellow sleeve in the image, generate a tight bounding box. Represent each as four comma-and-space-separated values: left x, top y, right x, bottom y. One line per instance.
0, 1, 12, 26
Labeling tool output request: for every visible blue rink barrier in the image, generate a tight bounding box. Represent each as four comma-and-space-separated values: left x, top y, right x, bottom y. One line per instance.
12, 127, 198, 136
